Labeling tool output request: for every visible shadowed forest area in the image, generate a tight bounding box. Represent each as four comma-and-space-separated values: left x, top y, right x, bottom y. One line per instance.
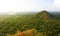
0, 10, 60, 36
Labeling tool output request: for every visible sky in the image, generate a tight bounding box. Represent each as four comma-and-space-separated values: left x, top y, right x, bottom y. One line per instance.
0, 0, 60, 14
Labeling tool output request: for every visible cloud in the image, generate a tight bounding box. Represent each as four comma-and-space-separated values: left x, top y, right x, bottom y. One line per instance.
0, 0, 42, 13
53, 0, 60, 8
0, 0, 59, 13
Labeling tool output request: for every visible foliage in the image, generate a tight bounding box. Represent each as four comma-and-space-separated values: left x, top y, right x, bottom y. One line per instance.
0, 11, 60, 36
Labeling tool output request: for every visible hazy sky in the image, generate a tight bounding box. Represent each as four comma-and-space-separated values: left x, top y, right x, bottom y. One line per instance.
0, 0, 60, 13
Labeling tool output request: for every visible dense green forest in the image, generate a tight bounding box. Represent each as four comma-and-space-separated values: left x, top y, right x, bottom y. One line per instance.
0, 10, 60, 36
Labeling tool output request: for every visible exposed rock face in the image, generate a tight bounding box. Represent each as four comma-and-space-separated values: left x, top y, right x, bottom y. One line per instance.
6, 29, 37, 36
